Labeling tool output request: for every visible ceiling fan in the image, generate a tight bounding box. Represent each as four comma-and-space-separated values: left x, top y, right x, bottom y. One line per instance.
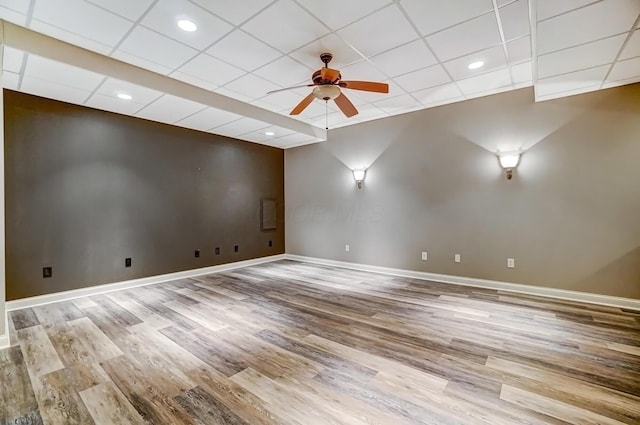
267, 53, 389, 118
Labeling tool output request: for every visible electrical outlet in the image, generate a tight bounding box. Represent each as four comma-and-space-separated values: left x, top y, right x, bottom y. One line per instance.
125, 257, 132, 268
215, 247, 220, 255
454, 253, 461, 263
234, 245, 239, 253
421, 251, 428, 261
507, 258, 515, 268
194, 249, 200, 258
43, 267, 52, 278
345, 244, 350, 252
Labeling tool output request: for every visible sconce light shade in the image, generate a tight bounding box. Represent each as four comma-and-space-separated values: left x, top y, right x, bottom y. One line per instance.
352, 168, 367, 189
498, 153, 521, 180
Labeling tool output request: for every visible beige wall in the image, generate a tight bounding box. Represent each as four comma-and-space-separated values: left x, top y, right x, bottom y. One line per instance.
285, 84, 640, 299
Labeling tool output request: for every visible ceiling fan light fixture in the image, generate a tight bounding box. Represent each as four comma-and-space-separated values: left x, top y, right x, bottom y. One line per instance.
312, 85, 341, 101
177, 19, 197, 32
468, 61, 484, 70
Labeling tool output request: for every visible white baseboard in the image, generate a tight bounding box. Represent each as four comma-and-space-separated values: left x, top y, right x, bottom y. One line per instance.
6, 254, 286, 312
285, 254, 640, 311
0, 334, 8, 350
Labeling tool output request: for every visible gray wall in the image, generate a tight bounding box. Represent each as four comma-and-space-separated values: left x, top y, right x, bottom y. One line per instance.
285, 84, 640, 299
5, 90, 284, 300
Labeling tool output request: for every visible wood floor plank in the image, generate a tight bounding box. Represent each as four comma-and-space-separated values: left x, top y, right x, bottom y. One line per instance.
4, 260, 639, 424
0, 346, 43, 425
79, 382, 146, 425
500, 384, 630, 425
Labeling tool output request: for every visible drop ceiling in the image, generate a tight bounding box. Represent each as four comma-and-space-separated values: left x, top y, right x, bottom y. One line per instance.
1, 0, 639, 149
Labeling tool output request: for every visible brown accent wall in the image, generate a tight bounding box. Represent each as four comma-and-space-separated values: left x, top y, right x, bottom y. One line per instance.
4, 90, 284, 300
285, 84, 640, 299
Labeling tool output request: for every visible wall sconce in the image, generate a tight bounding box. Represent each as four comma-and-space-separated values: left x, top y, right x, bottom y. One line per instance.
498, 153, 521, 180
352, 168, 367, 189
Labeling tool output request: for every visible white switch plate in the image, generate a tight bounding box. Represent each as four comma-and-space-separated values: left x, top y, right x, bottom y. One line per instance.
507, 258, 515, 268
421, 251, 428, 261
454, 254, 461, 263
345, 244, 350, 252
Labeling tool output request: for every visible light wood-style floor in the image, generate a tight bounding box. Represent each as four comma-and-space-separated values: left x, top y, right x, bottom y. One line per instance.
2, 260, 640, 424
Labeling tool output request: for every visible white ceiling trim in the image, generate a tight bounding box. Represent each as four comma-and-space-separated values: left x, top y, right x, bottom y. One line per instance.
0, 19, 326, 142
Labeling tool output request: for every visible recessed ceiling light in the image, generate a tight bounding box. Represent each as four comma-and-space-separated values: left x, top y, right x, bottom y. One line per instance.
117, 93, 132, 100
468, 61, 484, 70
265, 131, 275, 136
177, 19, 197, 32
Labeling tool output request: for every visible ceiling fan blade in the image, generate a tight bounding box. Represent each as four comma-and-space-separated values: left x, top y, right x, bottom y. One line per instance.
321, 67, 341, 82
339, 80, 389, 93
267, 84, 315, 95
290, 92, 315, 115
334, 93, 358, 117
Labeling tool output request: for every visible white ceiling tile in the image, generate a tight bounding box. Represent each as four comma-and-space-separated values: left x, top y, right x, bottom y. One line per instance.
511, 61, 533, 84
0, 0, 29, 14
214, 86, 254, 103
207, 30, 282, 72
443, 45, 507, 81
464, 83, 514, 100
222, 74, 282, 100
111, 50, 173, 75
117, 26, 199, 71
497, 0, 517, 6
536, 65, 609, 97
507, 36, 532, 64
536, 0, 597, 21
254, 56, 313, 87
499, 0, 530, 41
537, 0, 640, 55
340, 60, 387, 82
242, 0, 330, 53
351, 104, 388, 121
25, 55, 104, 91
141, 0, 233, 51
175, 53, 246, 88
29, 20, 114, 55
84, 93, 149, 115
0, 6, 27, 25
211, 117, 270, 135
135, 94, 207, 123
606, 56, 640, 82
21, 75, 94, 104
168, 71, 218, 91
538, 34, 626, 79
457, 68, 512, 95
296, 0, 392, 31
174, 107, 242, 131
190, 0, 273, 26
412, 83, 463, 105
620, 29, 640, 60
373, 93, 421, 114
275, 132, 318, 147
2, 71, 20, 89
32, 0, 133, 47
400, 0, 494, 36
337, 5, 419, 57
86, 0, 154, 21
255, 88, 310, 111
2, 46, 24, 73
370, 40, 437, 78
393, 64, 451, 92
289, 34, 362, 70
96, 78, 163, 105
426, 12, 502, 61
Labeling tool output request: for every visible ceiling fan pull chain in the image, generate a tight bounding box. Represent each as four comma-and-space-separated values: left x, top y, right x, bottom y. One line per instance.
325, 101, 329, 130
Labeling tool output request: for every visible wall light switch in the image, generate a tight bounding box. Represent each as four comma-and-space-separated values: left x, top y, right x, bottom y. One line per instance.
345, 244, 350, 252
507, 258, 515, 268
421, 251, 428, 261
454, 254, 461, 263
